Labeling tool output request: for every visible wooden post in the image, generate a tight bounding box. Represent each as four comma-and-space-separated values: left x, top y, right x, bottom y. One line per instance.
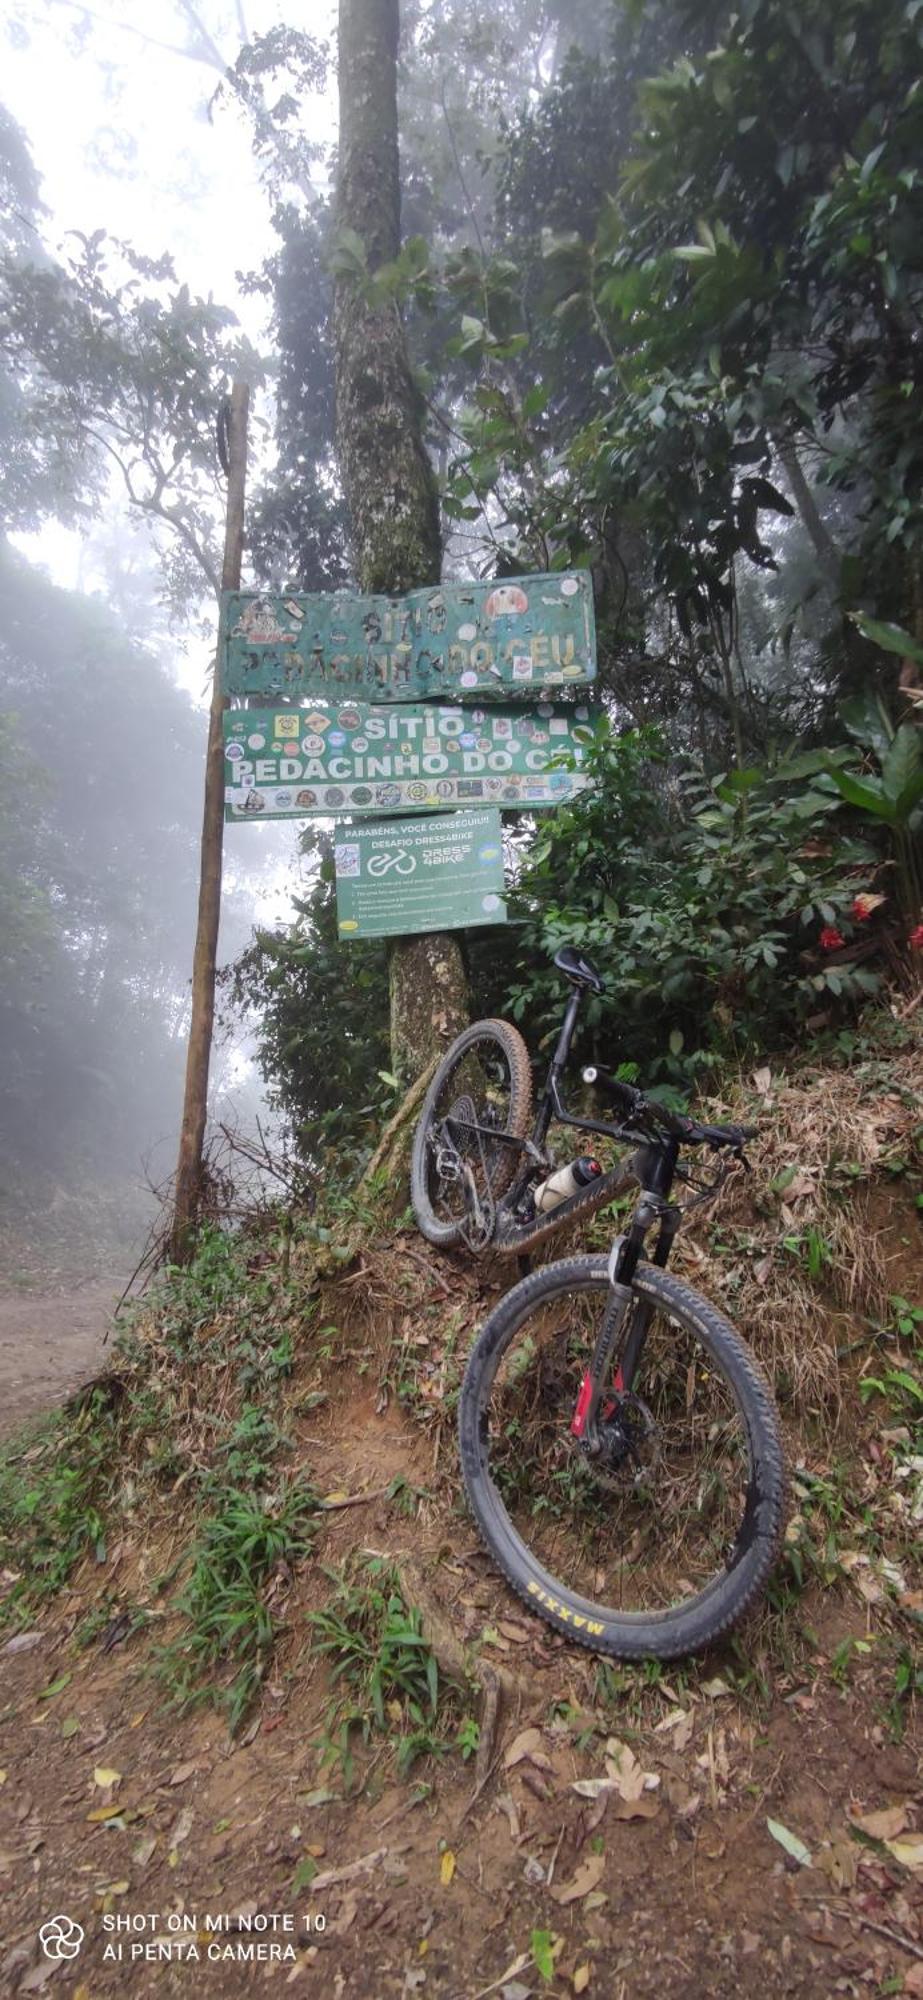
170, 381, 249, 1263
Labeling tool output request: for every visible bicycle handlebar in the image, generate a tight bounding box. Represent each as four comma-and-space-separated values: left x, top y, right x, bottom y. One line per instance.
581, 1067, 757, 1151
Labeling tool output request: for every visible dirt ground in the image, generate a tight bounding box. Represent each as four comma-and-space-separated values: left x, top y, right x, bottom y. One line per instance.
0, 1394, 920, 2000
0, 1282, 126, 1440
0, 1041, 920, 1997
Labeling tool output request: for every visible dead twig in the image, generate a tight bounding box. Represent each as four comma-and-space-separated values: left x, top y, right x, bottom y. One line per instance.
318, 1486, 390, 1512
855, 1916, 923, 1963
395, 1240, 456, 1298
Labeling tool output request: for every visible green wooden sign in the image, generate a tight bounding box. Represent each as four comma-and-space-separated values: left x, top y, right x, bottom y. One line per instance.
223, 699, 596, 821
221, 571, 595, 701
334, 810, 506, 940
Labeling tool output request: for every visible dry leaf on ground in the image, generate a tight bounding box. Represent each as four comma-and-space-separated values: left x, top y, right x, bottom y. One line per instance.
504, 1727, 552, 1772
884, 1833, 923, 1873
93, 1767, 121, 1790
850, 1804, 907, 1841
549, 1853, 605, 1907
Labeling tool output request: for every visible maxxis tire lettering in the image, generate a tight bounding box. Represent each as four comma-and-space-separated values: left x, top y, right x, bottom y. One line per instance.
458, 1256, 787, 1659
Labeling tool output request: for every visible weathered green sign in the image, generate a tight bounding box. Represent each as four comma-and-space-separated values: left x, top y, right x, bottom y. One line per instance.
334, 810, 506, 940
220, 571, 595, 701
223, 699, 596, 821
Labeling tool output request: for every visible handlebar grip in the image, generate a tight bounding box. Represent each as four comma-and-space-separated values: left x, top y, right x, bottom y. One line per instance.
694, 1120, 758, 1147
581, 1066, 643, 1115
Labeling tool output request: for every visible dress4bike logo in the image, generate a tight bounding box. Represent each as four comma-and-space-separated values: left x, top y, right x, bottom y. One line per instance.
39, 1915, 85, 1960
366, 848, 415, 877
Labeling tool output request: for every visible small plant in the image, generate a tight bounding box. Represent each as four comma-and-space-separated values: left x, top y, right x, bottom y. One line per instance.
884, 1643, 923, 1740
73, 1594, 149, 1651
886, 1295, 923, 1340
0, 1391, 121, 1620
213, 1405, 289, 1488
159, 1480, 319, 1733
455, 1716, 480, 1761
308, 1557, 455, 1780
158, 1227, 247, 1350
782, 1227, 834, 1282
858, 1367, 923, 1418
828, 1634, 873, 1690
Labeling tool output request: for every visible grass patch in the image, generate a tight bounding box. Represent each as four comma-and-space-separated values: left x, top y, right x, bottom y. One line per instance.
158, 1480, 320, 1733
0, 1391, 122, 1621
308, 1555, 470, 1786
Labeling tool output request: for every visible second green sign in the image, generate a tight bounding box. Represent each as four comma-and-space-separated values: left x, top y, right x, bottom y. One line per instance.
224, 700, 596, 820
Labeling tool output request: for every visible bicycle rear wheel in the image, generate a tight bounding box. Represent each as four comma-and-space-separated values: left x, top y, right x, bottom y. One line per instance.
410, 1019, 532, 1250
458, 1256, 785, 1658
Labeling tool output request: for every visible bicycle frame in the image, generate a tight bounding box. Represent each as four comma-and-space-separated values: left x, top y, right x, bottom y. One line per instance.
451, 980, 685, 1261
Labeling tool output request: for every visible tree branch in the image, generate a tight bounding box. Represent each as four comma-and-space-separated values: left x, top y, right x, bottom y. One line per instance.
47, 0, 223, 69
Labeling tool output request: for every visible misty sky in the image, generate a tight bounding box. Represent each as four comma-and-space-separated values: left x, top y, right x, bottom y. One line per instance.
6, 1, 341, 924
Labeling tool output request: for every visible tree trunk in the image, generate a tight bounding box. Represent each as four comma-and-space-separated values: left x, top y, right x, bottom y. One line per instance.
334, 0, 467, 1085
171, 381, 249, 1263
777, 438, 840, 579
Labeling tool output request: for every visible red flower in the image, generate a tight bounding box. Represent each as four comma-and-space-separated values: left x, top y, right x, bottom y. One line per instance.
851, 892, 883, 922
910, 923, 923, 951
820, 926, 846, 952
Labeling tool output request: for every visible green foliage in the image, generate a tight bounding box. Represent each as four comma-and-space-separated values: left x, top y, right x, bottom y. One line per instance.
309, 1556, 449, 1779
504, 724, 883, 1073
226, 832, 394, 1168
824, 695, 923, 924
160, 1481, 319, 1733
0, 216, 261, 606
419, 0, 923, 772
0, 1223, 324, 1747
531, 1930, 557, 1983
0, 1393, 120, 1616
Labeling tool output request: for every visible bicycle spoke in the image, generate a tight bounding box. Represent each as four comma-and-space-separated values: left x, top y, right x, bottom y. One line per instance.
483, 1283, 753, 1617
423, 1034, 521, 1234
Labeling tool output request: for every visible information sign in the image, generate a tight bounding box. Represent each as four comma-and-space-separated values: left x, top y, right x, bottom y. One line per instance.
334, 810, 506, 940
224, 699, 596, 821
221, 571, 595, 701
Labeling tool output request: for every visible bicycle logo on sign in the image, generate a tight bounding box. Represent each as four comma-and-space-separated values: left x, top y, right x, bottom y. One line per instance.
367, 849, 416, 877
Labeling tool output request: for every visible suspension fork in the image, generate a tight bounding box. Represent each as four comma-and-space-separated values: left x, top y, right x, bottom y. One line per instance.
614, 1201, 681, 1393
570, 1154, 682, 1443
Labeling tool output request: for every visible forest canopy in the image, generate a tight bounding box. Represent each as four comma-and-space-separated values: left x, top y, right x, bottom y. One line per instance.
1, 0, 921, 1191
236, 0, 923, 1162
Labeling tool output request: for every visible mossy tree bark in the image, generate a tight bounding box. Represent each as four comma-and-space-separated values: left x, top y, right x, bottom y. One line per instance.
333, 0, 468, 1086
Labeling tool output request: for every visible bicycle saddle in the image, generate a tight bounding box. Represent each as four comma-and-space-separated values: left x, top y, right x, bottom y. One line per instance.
554, 945, 605, 994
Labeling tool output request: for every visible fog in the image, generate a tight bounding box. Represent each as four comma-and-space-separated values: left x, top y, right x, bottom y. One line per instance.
0, 0, 609, 1280
0, 5, 322, 1279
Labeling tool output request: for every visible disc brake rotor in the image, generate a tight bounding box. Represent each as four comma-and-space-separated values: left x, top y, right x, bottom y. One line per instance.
575, 1392, 660, 1493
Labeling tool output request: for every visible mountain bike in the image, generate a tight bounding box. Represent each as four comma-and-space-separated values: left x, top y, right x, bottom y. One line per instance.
410, 946, 786, 1657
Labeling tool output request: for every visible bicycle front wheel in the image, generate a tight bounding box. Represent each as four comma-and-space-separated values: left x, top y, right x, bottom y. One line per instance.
458, 1256, 785, 1659
410, 1018, 532, 1250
